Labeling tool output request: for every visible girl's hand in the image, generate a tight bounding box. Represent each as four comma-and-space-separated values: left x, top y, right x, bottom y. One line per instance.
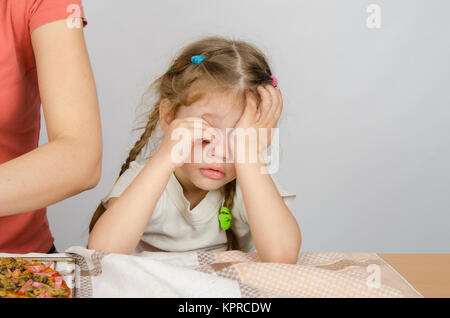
233, 85, 283, 160
157, 117, 213, 169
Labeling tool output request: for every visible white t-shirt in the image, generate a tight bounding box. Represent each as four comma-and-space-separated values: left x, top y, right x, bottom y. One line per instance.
100, 158, 296, 254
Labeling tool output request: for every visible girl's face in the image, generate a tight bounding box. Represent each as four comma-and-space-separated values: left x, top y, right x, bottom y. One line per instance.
172, 88, 245, 192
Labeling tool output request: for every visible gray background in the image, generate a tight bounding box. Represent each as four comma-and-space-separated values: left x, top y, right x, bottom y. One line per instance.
39, 0, 450, 252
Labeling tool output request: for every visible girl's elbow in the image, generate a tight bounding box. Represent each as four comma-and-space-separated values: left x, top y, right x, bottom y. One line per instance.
87, 236, 109, 253
264, 240, 302, 264
87, 234, 100, 251
260, 254, 298, 264
276, 250, 300, 264
88, 232, 132, 255
260, 248, 300, 264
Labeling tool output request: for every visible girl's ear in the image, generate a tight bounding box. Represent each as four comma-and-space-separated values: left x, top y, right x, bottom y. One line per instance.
159, 98, 174, 133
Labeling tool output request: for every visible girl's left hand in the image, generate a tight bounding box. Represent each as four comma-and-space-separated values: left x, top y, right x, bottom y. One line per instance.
233, 85, 283, 158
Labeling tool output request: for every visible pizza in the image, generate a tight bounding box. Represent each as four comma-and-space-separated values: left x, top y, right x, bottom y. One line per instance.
0, 258, 71, 298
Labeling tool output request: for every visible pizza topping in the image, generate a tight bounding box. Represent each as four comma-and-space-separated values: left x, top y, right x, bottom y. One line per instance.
53, 276, 62, 289
0, 258, 70, 298
32, 274, 49, 284
18, 279, 33, 295
32, 282, 44, 288
40, 271, 58, 277
36, 291, 53, 298
24, 265, 46, 273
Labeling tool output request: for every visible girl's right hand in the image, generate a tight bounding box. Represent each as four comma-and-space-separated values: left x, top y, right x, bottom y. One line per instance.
157, 117, 214, 169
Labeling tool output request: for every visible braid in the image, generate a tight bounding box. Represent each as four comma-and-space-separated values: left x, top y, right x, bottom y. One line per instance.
223, 180, 240, 250
119, 107, 160, 176
89, 105, 160, 233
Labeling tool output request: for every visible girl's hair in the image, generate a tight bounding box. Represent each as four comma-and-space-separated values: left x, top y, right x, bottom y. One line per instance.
89, 36, 274, 250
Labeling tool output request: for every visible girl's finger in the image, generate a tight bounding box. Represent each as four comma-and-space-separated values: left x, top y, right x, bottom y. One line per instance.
191, 127, 215, 145
238, 90, 258, 127
203, 126, 222, 143
179, 118, 212, 135
256, 85, 272, 123
265, 85, 280, 121
274, 86, 283, 112
249, 91, 259, 124
175, 118, 211, 141
271, 88, 283, 124
277, 87, 283, 110
183, 117, 211, 127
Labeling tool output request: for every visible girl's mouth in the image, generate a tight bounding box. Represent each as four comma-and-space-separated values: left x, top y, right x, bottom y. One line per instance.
200, 167, 225, 180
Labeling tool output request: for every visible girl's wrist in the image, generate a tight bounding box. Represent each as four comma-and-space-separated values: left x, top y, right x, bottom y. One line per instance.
151, 149, 178, 172
235, 158, 267, 177
233, 146, 266, 167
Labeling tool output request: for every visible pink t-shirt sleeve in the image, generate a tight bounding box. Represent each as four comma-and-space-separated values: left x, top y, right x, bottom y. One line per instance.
28, 0, 87, 33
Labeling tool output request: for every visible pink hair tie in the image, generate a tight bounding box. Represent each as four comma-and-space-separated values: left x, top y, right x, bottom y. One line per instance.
270, 75, 278, 87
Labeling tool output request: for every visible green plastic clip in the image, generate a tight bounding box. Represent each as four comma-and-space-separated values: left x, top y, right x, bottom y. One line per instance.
218, 206, 232, 231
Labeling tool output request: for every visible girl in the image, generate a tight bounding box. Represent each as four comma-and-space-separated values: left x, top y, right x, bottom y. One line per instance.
88, 37, 301, 264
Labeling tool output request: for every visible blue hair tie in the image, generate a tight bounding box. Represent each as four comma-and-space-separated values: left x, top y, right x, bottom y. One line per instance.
191, 55, 205, 65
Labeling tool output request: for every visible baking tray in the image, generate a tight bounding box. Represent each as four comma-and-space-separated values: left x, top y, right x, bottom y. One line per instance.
0, 256, 77, 298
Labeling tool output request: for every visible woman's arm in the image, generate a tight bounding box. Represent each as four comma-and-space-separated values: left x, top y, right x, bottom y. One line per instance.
0, 19, 102, 217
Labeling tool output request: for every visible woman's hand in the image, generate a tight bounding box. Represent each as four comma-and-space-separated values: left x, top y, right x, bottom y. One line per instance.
157, 117, 214, 169
232, 85, 283, 162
